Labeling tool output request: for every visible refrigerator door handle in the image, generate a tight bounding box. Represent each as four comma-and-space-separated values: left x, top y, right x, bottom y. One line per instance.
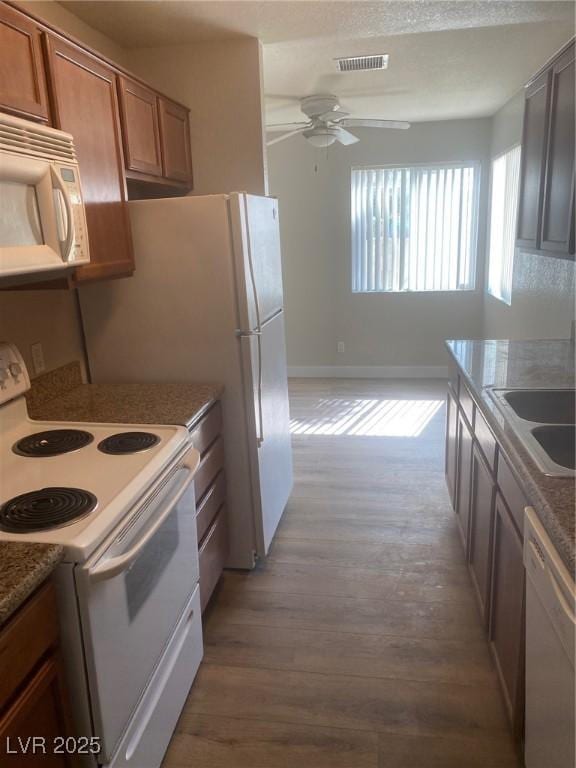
237, 329, 264, 446
243, 195, 262, 332
256, 333, 264, 447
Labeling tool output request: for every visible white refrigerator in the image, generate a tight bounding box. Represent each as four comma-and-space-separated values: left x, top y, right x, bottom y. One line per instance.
78, 193, 293, 569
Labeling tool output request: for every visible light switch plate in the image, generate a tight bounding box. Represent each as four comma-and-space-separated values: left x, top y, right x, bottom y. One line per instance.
31, 342, 46, 375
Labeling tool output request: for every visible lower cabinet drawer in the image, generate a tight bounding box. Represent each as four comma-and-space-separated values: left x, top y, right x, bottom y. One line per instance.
475, 407, 497, 473
194, 437, 224, 501
199, 508, 228, 612
460, 383, 475, 427
196, 471, 226, 544
190, 402, 222, 456
497, 454, 527, 536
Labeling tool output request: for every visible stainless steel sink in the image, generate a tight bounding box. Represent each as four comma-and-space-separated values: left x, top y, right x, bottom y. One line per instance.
531, 425, 575, 471
489, 388, 575, 477
503, 389, 575, 424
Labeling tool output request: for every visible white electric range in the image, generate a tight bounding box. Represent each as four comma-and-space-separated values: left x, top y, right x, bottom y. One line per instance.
0, 343, 203, 768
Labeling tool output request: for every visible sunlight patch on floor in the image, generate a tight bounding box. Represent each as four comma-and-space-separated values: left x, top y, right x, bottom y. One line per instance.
290, 398, 444, 437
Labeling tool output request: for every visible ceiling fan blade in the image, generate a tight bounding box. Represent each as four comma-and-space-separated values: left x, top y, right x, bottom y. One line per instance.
266, 127, 308, 147
319, 108, 350, 121
340, 118, 411, 130
335, 127, 359, 146
266, 121, 310, 133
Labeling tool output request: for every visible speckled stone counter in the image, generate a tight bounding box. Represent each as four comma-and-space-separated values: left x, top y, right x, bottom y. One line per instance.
0, 543, 63, 627
446, 338, 575, 572
27, 362, 223, 430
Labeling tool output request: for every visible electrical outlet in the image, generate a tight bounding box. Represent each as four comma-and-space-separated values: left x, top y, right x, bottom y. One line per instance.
31, 342, 45, 375
337, 341, 345, 354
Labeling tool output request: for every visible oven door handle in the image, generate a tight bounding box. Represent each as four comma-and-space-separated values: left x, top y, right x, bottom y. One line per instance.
88, 452, 199, 583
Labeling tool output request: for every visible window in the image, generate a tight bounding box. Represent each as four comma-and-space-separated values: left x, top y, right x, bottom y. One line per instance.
351, 164, 479, 293
487, 145, 521, 305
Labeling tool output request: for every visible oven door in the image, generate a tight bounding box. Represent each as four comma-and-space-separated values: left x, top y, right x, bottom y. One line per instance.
75, 452, 200, 762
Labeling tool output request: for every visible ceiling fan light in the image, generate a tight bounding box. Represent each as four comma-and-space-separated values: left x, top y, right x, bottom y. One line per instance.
303, 128, 337, 147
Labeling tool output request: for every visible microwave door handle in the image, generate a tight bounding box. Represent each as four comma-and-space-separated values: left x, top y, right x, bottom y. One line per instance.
88, 461, 196, 583
50, 168, 73, 260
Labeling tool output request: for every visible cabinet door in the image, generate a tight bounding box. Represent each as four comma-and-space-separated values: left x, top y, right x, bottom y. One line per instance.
158, 97, 193, 183
45, 37, 134, 282
445, 388, 458, 506
540, 42, 575, 257
0, 4, 49, 121
118, 76, 162, 177
468, 444, 495, 626
489, 493, 525, 738
516, 69, 551, 250
455, 410, 473, 553
0, 658, 72, 767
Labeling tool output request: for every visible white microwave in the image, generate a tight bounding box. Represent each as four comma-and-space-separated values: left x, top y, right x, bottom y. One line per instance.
0, 113, 90, 278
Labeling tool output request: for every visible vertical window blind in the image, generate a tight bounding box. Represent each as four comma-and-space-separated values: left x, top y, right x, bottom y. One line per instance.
351, 164, 478, 293
487, 145, 521, 305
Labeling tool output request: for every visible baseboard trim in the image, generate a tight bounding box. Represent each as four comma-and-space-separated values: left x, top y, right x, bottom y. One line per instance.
288, 365, 448, 379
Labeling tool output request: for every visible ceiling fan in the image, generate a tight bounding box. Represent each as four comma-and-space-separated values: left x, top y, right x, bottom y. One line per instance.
266, 94, 410, 148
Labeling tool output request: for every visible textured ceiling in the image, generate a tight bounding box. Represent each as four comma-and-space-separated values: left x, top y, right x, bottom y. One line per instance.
61, 1, 574, 46
61, 1, 574, 122
264, 21, 573, 124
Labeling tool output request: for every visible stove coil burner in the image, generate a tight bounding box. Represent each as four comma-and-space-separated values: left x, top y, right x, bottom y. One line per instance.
98, 431, 160, 455
13, 429, 94, 457
0, 488, 98, 533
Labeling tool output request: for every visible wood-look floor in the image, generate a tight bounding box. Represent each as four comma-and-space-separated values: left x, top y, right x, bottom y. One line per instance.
163, 379, 520, 768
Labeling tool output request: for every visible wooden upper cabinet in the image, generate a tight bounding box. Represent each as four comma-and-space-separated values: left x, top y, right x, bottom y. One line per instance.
516, 69, 551, 250
118, 81, 192, 187
0, 3, 49, 121
158, 97, 193, 183
45, 36, 134, 282
540, 43, 575, 257
517, 39, 575, 258
118, 76, 162, 177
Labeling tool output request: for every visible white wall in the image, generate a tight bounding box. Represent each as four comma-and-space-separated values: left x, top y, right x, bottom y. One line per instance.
484, 91, 575, 340
0, 290, 86, 378
127, 40, 268, 195
268, 119, 491, 373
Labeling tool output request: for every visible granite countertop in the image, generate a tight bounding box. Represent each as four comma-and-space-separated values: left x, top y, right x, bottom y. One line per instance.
446, 338, 575, 572
0, 543, 63, 628
26, 363, 223, 430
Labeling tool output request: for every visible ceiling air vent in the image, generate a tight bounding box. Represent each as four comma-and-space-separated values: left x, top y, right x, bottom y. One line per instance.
335, 54, 389, 72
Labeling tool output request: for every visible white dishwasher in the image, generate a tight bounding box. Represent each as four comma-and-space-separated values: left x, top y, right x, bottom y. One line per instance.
524, 507, 575, 768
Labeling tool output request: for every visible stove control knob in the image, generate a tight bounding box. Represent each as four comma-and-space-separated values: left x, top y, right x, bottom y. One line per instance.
9, 362, 22, 378
0, 367, 8, 386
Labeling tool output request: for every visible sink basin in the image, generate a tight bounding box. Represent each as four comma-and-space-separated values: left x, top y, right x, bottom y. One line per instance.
531, 425, 576, 471
503, 389, 575, 424
489, 387, 575, 476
